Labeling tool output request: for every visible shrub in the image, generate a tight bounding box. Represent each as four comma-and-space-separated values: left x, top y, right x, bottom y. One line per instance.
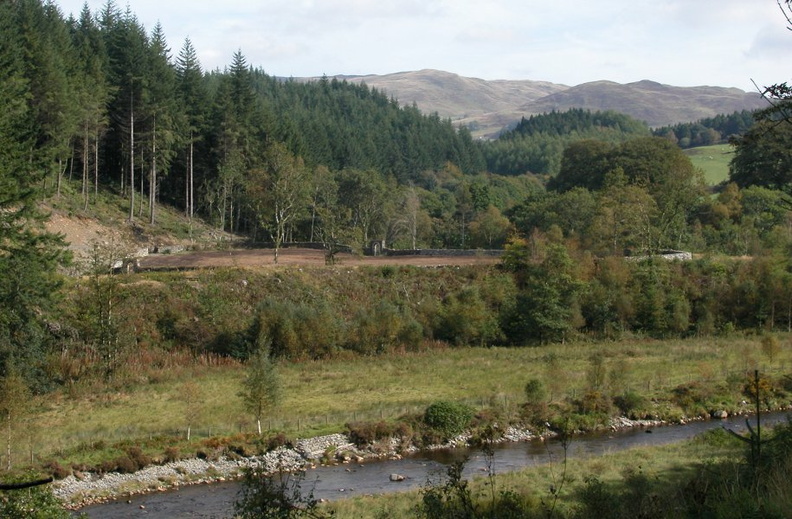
519, 401, 551, 427
613, 391, 648, 418
524, 378, 547, 404
423, 401, 475, 441
671, 381, 714, 412
163, 447, 181, 463
126, 446, 152, 470
265, 432, 293, 451
114, 455, 138, 474
43, 460, 70, 480
346, 421, 394, 447
576, 390, 613, 415
0, 472, 73, 519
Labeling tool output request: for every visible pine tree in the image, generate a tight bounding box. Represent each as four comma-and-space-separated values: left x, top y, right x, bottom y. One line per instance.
175, 37, 207, 219
145, 22, 178, 225
0, 1, 70, 389
72, 3, 111, 209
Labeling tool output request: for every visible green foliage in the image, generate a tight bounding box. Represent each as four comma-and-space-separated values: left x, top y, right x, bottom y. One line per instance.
523, 379, 547, 404
0, 474, 75, 519
418, 460, 477, 519
730, 110, 792, 193
423, 401, 475, 441
653, 110, 755, 148
0, 2, 70, 387
437, 286, 501, 346
235, 465, 334, 519
239, 344, 281, 435
613, 391, 649, 418
484, 109, 650, 177
501, 237, 584, 344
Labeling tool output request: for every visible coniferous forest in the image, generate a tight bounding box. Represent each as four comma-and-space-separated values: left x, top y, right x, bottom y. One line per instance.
5, 0, 792, 381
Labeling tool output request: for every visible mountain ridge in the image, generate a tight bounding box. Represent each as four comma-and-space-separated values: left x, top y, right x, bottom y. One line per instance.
321, 69, 766, 138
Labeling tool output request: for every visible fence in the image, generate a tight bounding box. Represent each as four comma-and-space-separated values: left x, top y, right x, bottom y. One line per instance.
11, 361, 791, 468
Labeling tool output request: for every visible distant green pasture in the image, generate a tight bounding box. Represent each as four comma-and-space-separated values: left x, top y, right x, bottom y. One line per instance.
684, 144, 734, 186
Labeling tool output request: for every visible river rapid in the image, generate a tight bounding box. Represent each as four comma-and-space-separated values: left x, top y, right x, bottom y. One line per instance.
77, 411, 791, 518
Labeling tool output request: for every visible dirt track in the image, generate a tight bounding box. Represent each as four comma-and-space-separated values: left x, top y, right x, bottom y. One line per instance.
137, 248, 502, 270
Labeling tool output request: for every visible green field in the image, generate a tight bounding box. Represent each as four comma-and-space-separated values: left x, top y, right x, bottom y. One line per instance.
684, 144, 734, 185
33, 334, 792, 468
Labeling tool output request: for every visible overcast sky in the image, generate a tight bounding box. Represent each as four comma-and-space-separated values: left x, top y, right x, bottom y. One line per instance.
55, 0, 792, 92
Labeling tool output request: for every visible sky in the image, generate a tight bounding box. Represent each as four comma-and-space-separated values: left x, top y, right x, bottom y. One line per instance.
55, 0, 792, 92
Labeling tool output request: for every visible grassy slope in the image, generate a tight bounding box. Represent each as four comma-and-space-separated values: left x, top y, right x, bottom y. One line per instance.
35, 333, 788, 467
684, 144, 734, 186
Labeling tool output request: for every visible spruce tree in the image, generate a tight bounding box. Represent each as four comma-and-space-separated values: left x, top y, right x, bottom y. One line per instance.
0, 1, 69, 389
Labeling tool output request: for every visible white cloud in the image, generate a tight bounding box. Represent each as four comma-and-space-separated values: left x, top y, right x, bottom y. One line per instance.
54, 0, 792, 90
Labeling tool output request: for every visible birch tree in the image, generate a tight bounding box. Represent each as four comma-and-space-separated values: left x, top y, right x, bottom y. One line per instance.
239, 342, 280, 435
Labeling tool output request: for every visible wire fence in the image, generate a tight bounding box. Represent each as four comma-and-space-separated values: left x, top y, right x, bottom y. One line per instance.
13, 360, 791, 467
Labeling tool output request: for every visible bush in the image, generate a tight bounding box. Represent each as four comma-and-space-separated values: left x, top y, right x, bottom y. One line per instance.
576, 390, 613, 415
0, 472, 74, 519
163, 447, 181, 463
265, 432, 293, 452
519, 401, 551, 427
613, 391, 648, 418
524, 378, 547, 404
346, 421, 395, 447
114, 455, 138, 474
424, 401, 475, 441
43, 460, 71, 480
671, 381, 714, 412
126, 446, 152, 470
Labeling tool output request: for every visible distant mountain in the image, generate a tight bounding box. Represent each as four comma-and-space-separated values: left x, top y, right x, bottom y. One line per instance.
523, 80, 765, 129
332, 70, 766, 138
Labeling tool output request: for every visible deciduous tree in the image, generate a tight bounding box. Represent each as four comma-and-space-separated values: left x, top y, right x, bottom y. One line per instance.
239, 342, 281, 435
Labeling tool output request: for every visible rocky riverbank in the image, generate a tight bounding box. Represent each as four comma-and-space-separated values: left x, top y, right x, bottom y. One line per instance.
54, 419, 665, 510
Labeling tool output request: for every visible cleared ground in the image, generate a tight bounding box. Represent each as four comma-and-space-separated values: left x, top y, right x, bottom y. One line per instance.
137, 247, 502, 269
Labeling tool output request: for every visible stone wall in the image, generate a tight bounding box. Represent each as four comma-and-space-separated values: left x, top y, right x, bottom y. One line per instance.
382, 248, 505, 258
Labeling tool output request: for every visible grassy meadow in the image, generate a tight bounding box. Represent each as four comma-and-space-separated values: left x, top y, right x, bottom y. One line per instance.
30, 333, 792, 470
684, 144, 734, 185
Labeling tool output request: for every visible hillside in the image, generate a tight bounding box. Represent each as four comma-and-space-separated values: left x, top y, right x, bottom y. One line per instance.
524, 80, 765, 128
337, 69, 567, 137
333, 70, 766, 137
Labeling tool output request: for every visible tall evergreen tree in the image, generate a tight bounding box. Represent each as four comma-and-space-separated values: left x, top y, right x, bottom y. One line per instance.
16, 0, 80, 194
174, 37, 207, 218
145, 22, 178, 224
71, 3, 111, 209
0, 1, 69, 389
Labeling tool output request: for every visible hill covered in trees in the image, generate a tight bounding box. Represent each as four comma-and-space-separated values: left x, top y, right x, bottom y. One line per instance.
4, 0, 792, 385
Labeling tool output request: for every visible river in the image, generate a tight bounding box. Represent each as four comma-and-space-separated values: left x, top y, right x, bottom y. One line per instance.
78, 411, 791, 518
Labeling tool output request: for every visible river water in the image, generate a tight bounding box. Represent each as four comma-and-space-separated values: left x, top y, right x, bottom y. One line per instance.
78, 411, 791, 518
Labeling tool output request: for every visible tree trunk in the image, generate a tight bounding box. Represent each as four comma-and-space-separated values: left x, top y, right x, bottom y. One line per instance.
186, 134, 192, 218
94, 130, 99, 198
83, 135, 89, 211
139, 147, 144, 217
129, 88, 135, 222
150, 116, 157, 225
6, 413, 11, 471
